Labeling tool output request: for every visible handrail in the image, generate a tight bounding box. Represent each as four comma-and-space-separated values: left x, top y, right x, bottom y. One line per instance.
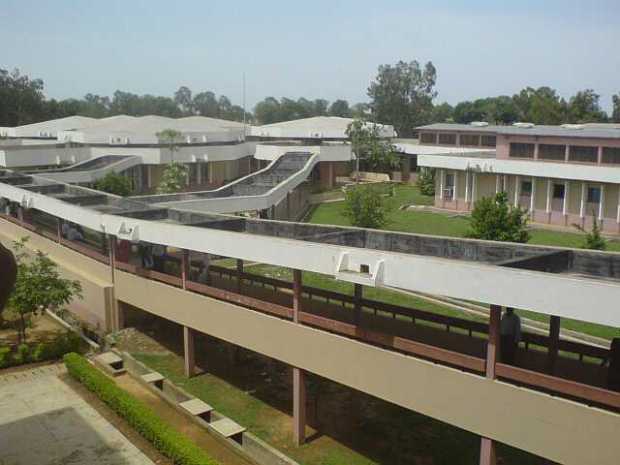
496, 363, 620, 409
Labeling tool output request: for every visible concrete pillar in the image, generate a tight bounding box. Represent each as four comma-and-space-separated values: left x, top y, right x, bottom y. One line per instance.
479, 304, 501, 465
286, 192, 291, 220
181, 249, 190, 289
146, 165, 152, 189
479, 438, 497, 465
514, 175, 520, 207
236, 259, 244, 292
56, 217, 62, 243
354, 283, 363, 325
270, 205, 276, 220
328, 162, 334, 189
465, 171, 470, 205
534, 143, 540, 160
439, 169, 445, 206
580, 182, 586, 219
545, 179, 552, 215
495, 175, 501, 194
617, 187, 620, 225
471, 172, 477, 204
599, 184, 605, 221
196, 162, 202, 185
530, 177, 536, 218
183, 326, 196, 378
565, 145, 570, 162
292, 269, 306, 445
16, 206, 23, 223
293, 366, 306, 446
547, 316, 561, 375
597, 146, 603, 164
563, 181, 570, 218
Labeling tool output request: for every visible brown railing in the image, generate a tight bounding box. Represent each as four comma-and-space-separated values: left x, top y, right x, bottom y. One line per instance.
2, 214, 618, 410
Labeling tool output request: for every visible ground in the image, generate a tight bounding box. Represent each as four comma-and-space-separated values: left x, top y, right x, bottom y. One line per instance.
0, 312, 66, 346
0, 364, 154, 465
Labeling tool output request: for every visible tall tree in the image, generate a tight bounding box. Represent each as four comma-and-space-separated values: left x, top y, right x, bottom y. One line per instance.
567, 89, 608, 123
613, 93, 620, 123
174, 86, 194, 115
512, 87, 567, 124
367, 60, 437, 137
193, 91, 219, 117
328, 100, 351, 117
157, 128, 182, 162
346, 118, 398, 177
254, 97, 281, 124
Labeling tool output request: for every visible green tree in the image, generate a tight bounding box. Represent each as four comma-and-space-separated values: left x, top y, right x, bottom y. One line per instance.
8, 238, 82, 343
343, 185, 390, 229
573, 215, 607, 250
613, 93, 620, 123
467, 192, 530, 243
367, 60, 437, 137
157, 162, 189, 194
512, 86, 567, 124
174, 86, 194, 115
567, 89, 608, 123
94, 172, 132, 196
346, 118, 398, 178
157, 128, 182, 163
416, 168, 435, 196
328, 99, 351, 117
430, 102, 454, 123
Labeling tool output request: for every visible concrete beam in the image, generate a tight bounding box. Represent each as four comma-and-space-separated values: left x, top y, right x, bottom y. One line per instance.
183, 325, 196, 378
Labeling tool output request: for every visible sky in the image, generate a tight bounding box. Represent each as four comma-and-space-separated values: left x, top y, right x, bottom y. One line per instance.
1, 0, 619, 112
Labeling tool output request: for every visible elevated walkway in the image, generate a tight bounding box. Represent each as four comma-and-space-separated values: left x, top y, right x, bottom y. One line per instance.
134, 152, 318, 213
34, 155, 142, 184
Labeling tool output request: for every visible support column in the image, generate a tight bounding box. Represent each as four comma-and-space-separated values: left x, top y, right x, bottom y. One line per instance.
495, 174, 501, 194
465, 171, 471, 207
471, 172, 477, 205
16, 206, 23, 223
547, 315, 561, 375
616, 187, 620, 226
514, 175, 520, 207
546, 179, 552, 222
563, 181, 570, 220
236, 259, 244, 292
286, 192, 291, 220
439, 169, 445, 207
196, 162, 202, 185
580, 182, 586, 219
292, 269, 306, 445
183, 326, 196, 378
56, 217, 62, 243
452, 171, 458, 205
529, 177, 536, 218
181, 249, 190, 289
354, 283, 363, 325
480, 304, 501, 465
107, 235, 121, 332
599, 184, 605, 221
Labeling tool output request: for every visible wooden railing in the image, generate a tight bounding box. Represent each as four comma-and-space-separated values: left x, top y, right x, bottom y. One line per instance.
2, 214, 618, 410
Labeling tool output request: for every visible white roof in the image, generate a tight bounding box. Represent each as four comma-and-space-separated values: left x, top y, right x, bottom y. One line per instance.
252, 116, 396, 139
11, 116, 98, 138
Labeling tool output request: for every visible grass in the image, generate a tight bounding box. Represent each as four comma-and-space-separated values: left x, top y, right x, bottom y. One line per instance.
133, 351, 540, 465
305, 184, 620, 340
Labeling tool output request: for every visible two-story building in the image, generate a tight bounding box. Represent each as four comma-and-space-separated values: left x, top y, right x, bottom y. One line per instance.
417, 122, 620, 233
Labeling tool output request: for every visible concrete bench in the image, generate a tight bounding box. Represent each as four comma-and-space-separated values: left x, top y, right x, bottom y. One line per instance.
141, 371, 164, 390
94, 352, 125, 376
179, 398, 214, 422
210, 417, 246, 443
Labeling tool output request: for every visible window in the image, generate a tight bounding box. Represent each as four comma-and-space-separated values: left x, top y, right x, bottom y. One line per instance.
538, 144, 566, 161
509, 143, 535, 158
587, 186, 601, 204
568, 146, 598, 163
438, 133, 457, 145
521, 181, 532, 196
460, 134, 480, 146
553, 184, 565, 199
602, 147, 620, 165
420, 133, 436, 144
481, 135, 496, 147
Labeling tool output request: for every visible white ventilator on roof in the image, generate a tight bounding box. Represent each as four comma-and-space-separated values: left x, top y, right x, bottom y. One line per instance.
470, 121, 489, 127
561, 124, 585, 130
513, 122, 535, 128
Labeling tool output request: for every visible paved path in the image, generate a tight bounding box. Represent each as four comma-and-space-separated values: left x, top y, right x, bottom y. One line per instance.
0, 363, 154, 465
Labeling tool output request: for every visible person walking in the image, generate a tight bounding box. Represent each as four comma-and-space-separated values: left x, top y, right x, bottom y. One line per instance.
500, 307, 521, 365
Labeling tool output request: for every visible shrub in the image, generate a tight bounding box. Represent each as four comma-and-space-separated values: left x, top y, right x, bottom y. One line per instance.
0, 347, 11, 368
467, 192, 530, 243
94, 172, 132, 197
416, 168, 435, 196
343, 185, 391, 229
573, 214, 607, 250
64, 353, 217, 465
0, 331, 82, 369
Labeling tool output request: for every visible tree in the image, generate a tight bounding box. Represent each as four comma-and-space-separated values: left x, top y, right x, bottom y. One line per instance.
328, 99, 351, 117
346, 118, 398, 176
157, 128, 182, 163
8, 238, 82, 343
573, 215, 607, 250
343, 185, 390, 229
94, 172, 132, 196
193, 91, 219, 117
0, 243, 17, 326
416, 168, 435, 196
254, 97, 282, 124
467, 192, 530, 243
512, 87, 567, 124
430, 102, 454, 123
567, 89, 608, 123
157, 162, 189, 194
613, 93, 620, 123
367, 60, 437, 137
174, 86, 194, 115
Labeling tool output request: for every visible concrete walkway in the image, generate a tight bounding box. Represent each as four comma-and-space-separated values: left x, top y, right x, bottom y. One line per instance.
0, 364, 154, 465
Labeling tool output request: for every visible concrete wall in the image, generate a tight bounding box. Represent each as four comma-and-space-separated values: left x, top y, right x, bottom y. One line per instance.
0, 145, 91, 168
113, 269, 620, 465
0, 220, 114, 331
497, 134, 620, 161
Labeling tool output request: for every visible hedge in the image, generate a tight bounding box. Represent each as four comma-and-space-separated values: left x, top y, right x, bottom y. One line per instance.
0, 332, 82, 369
63, 353, 218, 465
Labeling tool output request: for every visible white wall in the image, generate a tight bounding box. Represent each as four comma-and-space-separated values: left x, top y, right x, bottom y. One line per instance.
255, 143, 352, 162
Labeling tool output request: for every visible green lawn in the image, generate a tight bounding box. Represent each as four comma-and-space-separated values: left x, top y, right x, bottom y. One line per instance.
303, 184, 620, 340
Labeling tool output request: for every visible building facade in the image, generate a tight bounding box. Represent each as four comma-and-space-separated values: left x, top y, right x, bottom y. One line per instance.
417, 123, 620, 233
